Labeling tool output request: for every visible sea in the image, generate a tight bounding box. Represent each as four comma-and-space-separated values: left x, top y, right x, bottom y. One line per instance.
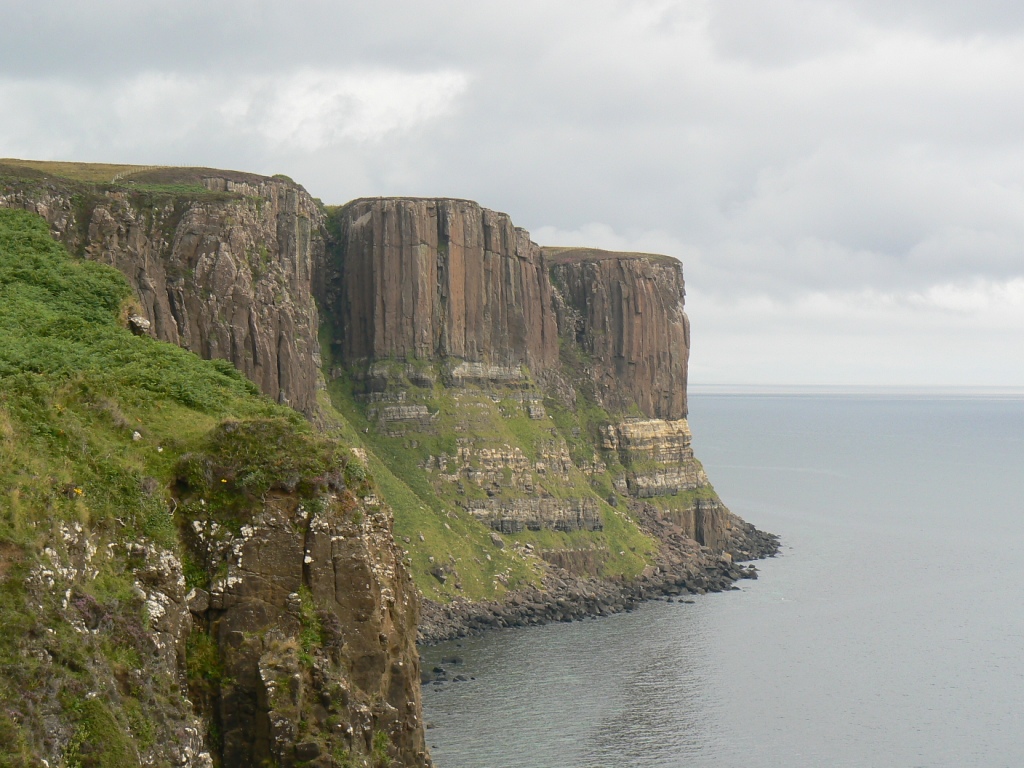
420, 389, 1024, 768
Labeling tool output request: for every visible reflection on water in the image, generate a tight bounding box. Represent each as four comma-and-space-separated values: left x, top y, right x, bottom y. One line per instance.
422, 602, 723, 768
421, 395, 1024, 768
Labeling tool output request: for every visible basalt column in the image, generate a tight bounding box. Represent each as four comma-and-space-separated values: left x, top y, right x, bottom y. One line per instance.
546, 247, 690, 420
321, 198, 559, 373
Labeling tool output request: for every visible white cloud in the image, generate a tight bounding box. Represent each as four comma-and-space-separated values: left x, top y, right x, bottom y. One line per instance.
0, 67, 469, 161
687, 278, 1024, 385
224, 69, 469, 150
531, 222, 692, 261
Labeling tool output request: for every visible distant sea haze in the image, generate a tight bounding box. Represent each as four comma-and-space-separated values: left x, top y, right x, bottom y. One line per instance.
688, 383, 1024, 397
422, 392, 1024, 768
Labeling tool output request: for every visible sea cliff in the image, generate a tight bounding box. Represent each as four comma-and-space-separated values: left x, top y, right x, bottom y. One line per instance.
0, 160, 776, 768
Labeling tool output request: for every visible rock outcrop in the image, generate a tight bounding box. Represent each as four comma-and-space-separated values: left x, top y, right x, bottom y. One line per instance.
19, 524, 213, 767
466, 498, 603, 534
0, 164, 777, 765
319, 198, 559, 373
182, 485, 428, 768
0, 165, 324, 415
548, 247, 690, 420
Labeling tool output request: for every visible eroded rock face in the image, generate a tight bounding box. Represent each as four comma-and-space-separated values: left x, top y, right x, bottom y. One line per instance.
0, 171, 324, 415
466, 498, 603, 534
603, 418, 699, 464
185, 491, 429, 768
320, 198, 559, 373
21, 524, 213, 768
548, 248, 690, 420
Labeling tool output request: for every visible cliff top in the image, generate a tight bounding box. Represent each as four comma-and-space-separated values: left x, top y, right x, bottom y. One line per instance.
0, 157, 302, 190
340, 195, 503, 208
542, 245, 679, 266
335, 196, 522, 227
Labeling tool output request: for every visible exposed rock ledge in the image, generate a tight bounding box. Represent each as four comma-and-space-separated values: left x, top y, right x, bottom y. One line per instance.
418, 514, 779, 644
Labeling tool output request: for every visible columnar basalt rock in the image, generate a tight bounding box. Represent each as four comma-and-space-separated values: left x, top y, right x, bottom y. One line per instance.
0, 163, 777, 764
547, 247, 690, 420
320, 198, 559, 373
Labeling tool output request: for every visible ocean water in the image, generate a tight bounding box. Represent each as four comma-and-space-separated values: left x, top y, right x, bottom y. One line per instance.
420, 392, 1024, 768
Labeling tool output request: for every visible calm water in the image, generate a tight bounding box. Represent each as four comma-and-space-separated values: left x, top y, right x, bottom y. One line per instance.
421, 393, 1024, 767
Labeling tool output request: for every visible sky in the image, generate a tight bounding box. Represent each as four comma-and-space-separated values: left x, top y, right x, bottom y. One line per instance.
2, 0, 1023, 386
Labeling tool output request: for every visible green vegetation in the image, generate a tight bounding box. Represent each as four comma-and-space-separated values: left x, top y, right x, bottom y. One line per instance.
0, 208, 350, 765
297, 585, 324, 666
175, 417, 347, 527
0, 158, 155, 183
63, 697, 139, 768
371, 730, 393, 768
0, 160, 244, 213
320, 351, 659, 601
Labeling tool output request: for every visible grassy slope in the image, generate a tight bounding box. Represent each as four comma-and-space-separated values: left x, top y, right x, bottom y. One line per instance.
0, 158, 155, 183
317, 342, 658, 602
0, 208, 340, 765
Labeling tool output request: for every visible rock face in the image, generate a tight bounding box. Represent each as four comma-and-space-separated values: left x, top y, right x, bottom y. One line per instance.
183, 490, 428, 768
466, 498, 603, 534
321, 205, 688, 426
603, 418, 699, 465
319, 200, 738, 559
548, 247, 690, 420
0, 167, 324, 415
320, 198, 559, 373
172, 417, 430, 767
603, 418, 710, 498
0, 164, 776, 763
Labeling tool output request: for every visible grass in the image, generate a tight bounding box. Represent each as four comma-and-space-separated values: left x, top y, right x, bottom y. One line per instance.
0, 208, 356, 764
0, 160, 250, 214
0, 158, 158, 183
321, 354, 660, 600
63, 697, 140, 768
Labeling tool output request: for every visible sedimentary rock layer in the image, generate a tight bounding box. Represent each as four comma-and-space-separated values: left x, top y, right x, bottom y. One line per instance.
602, 418, 699, 464
466, 498, 603, 534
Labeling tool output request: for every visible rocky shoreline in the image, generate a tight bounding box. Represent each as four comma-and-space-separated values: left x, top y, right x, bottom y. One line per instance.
418, 521, 779, 645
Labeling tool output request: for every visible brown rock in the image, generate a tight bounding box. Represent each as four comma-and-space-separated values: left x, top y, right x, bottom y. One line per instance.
187, 491, 428, 768
320, 198, 559, 374
1, 169, 324, 416
547, 248, 690, 420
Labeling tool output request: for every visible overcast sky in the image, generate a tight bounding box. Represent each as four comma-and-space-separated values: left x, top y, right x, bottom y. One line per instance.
2, 0, 1022, 386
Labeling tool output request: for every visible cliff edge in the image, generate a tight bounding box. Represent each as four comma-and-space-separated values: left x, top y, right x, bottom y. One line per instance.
0, 161, 323, 415
0, 162, 777, 767
319, 198, 776, 641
